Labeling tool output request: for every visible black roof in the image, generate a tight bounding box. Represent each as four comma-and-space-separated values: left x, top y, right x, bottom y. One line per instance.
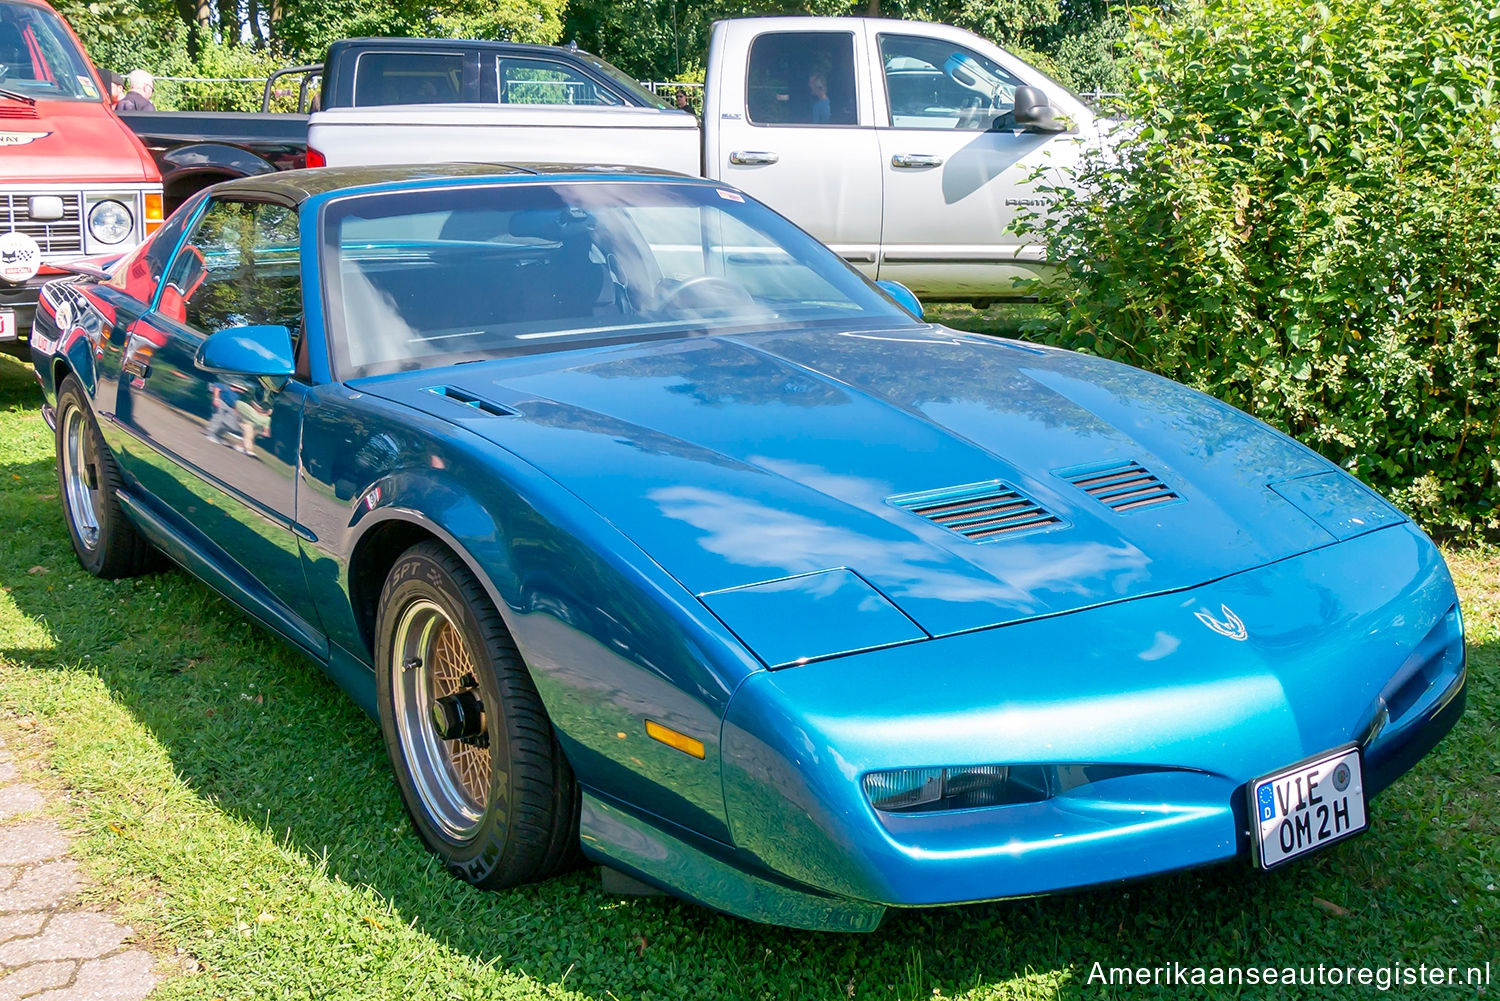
329, 37, 593, 57
210, 162, 687, 204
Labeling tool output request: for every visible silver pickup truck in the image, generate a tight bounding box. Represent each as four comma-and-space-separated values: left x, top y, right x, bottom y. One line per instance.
307, 17, 1102, 302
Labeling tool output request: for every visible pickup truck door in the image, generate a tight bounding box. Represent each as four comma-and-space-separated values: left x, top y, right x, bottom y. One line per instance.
868, 27, 1083, 298
706, 23, 883, 276
112, 195, 324, 654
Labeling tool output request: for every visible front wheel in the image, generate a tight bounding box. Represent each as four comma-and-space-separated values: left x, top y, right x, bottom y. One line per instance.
375, 541, 581, 888
55, 375, 157, 578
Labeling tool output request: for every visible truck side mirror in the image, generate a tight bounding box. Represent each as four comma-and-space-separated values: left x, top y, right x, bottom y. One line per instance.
1012, 86, 1067, 134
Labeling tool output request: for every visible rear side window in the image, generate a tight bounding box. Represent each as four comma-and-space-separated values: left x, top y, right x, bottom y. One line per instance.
745, 32, 857, 127
353, 51, 466, 106
107, 194, 203, 304
496, 56, 620, 106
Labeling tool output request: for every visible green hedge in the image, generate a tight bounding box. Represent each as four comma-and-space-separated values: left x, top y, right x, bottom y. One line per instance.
1032, 0, 1500, 537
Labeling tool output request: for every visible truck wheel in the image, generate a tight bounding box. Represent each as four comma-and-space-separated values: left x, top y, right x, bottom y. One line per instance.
55, 376, 157, 578
375, 540, 581, 888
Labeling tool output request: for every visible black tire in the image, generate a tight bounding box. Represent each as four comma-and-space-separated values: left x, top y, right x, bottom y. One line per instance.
54, 375, 157, 579
375, 540, 581, 888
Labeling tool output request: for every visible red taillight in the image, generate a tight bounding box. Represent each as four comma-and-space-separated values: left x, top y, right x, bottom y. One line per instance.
305, 147, 326, 168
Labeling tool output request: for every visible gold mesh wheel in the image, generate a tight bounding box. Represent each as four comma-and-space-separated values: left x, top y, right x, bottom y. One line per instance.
390, 598, 492, 840
430, 621, 492, 805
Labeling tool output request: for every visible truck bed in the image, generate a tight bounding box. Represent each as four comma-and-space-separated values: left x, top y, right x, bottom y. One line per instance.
308, 104, 701, 177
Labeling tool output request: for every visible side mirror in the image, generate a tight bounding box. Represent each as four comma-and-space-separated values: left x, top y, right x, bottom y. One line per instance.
1012, 86, 1067, 134
195, 324, 295, 387
876, 280, 924, 319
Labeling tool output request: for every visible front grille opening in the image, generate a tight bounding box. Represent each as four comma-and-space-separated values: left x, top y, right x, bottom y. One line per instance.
3, 193, 84, 255
890, 481, 1061, 541
1062, 461, 1181, 512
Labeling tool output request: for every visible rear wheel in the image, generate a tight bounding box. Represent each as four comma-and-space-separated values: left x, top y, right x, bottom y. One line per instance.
375, 541, 581, 887
55, 375, 156, 578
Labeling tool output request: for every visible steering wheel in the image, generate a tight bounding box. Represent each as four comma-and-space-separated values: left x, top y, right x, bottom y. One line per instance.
654, 274, 756, 314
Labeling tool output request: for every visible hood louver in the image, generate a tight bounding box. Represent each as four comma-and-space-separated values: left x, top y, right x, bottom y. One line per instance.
890, 481, 1061, 541
1062, 461, 1180, 513
425, 385, 517, 417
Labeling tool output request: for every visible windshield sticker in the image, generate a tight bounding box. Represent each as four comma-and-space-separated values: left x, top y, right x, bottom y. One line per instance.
0, 132, 51, 147
716, 189, 745, 202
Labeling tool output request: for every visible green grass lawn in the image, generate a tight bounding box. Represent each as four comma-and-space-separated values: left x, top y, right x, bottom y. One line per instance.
0, 349, 1494, 1000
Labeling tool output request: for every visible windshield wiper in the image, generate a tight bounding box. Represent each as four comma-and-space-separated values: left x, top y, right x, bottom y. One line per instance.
0, 86, 35, 105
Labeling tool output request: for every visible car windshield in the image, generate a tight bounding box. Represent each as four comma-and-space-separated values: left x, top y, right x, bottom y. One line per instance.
0, 1, 101, 102
322, 180, 918, 378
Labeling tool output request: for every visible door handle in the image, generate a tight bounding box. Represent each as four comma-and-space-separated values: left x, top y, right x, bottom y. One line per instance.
729, 150, 780, 165
891, 153, 945, 168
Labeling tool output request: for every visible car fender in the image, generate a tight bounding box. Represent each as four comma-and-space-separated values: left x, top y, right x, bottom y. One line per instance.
304, 414, 757, 841
33, 279, 101, 403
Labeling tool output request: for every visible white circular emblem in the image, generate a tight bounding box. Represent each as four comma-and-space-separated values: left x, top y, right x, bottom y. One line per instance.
0, 231, 42, 284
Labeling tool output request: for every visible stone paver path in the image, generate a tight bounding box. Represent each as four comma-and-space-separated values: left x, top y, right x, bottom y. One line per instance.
0, 733, 159, 1001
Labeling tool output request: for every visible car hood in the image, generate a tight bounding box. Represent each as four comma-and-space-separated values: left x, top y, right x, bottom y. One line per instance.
1, 99, 157, 182
358, 325, 1400, 643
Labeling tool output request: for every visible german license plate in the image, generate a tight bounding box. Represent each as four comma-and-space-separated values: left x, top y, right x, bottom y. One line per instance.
1251, 746, 1366, 869
0, 310, 14, 341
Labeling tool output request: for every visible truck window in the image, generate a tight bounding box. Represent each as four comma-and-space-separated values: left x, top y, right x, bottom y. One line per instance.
496, 56, 620, 106
878, 34, 1020, 130
0, 0, 101, 101
745, 31, 857, 127
353, 51, 465, 106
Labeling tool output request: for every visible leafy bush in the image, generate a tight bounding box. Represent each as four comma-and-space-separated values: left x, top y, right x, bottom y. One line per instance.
1032, 0, 1500, 536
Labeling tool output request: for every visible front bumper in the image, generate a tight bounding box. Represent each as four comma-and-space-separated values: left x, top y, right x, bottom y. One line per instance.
669, 521, 1462, 928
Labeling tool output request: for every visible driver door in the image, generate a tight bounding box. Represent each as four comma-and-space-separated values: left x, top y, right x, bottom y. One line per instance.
870, 29, 1073, 297
113, 196, 324, 652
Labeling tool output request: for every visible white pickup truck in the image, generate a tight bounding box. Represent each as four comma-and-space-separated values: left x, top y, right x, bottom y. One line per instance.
307, 17, 1101, 301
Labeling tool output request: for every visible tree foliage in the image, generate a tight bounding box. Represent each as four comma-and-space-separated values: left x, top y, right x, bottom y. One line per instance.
563, 0, 1127, 87
1030, 0, 1500, 535
54, 0, 566, 83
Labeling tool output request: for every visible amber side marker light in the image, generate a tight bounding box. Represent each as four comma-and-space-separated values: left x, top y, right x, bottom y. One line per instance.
645, 720, 705, 759
144, 192, 165, 235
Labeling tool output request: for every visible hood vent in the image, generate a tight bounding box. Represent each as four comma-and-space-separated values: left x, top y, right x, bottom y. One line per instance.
426, 385, 517, 417
890, 481, 1061, 541
1062, 461, 1180, 512
0, 104, 38, 120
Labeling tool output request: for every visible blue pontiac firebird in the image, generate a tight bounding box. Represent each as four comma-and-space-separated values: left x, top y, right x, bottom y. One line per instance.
29, 165, 1465, 932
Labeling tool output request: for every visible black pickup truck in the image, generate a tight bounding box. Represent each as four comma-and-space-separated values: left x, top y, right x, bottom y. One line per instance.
121, 37, 668, 210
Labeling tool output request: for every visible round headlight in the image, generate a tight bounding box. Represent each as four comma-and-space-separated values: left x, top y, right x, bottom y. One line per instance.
88, 200, 134, 245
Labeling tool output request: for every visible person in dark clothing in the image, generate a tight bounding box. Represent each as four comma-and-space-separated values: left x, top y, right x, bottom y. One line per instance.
115, 69, 155, 112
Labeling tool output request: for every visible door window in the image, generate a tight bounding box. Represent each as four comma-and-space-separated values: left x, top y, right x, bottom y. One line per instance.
159, 199, 303, 341
745, 31, 858, 126
353, 50, 464, 105
496, 56, 620, 105
878, 34, 1021, 130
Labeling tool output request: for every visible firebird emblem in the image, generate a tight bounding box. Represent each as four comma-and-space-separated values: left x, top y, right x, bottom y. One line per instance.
1195, 603, 1248, 641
